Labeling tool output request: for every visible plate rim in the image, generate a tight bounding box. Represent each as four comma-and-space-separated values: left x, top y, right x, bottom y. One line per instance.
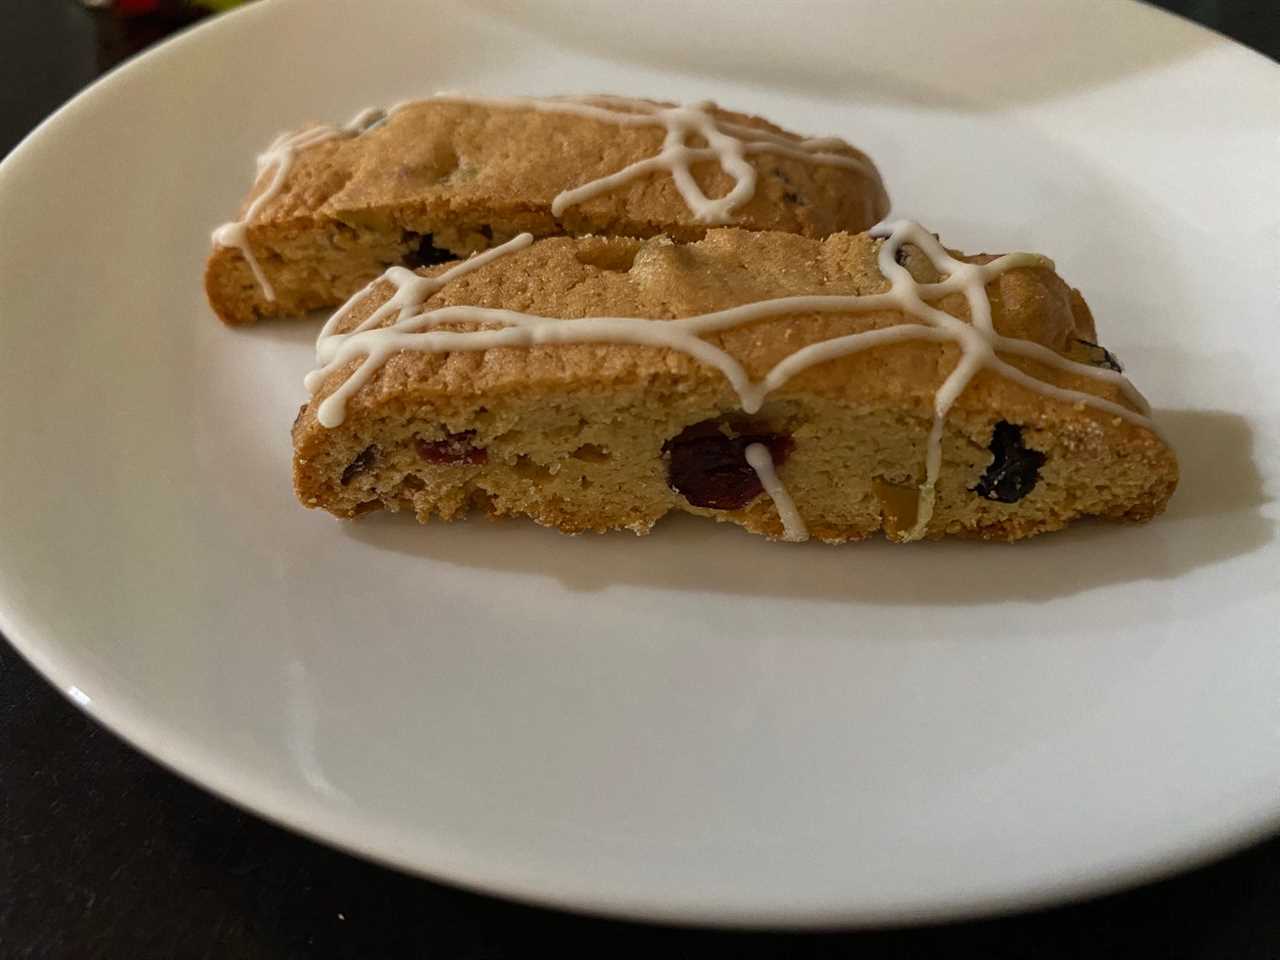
2, 0, 1279, 928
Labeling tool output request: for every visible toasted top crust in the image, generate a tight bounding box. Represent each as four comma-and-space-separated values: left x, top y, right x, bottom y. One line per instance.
231, 98, 890, 241
296, 228, 1166, 465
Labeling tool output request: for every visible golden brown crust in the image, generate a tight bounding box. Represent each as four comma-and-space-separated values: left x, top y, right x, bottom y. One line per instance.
206, 98, 890, 325
292, 228, 1178, 543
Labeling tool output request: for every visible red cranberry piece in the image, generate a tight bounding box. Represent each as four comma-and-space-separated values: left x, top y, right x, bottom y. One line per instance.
663, 420, 793, 510
416, 430, 488, 465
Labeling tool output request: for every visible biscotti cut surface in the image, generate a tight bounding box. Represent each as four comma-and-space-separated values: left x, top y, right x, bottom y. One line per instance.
292, 225, 1177, 543
207, 96, 890, 325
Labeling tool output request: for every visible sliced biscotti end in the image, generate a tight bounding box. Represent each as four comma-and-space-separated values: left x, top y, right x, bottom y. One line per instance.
292, 226, 1176, 543
204, 230, 412, 326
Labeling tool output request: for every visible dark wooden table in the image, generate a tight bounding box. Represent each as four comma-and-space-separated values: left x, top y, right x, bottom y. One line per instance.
2, 2, 1278, 956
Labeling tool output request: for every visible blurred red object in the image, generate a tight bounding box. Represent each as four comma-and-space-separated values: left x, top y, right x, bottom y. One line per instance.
79, 0, 252, 14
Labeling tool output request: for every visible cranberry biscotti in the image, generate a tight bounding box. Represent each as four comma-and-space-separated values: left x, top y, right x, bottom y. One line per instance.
206, 95, 890, 325
291, 222, 1177, 543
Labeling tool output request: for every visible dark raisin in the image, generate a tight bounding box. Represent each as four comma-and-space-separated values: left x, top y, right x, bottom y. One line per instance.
783, 190, 801, 204
416, 430, 487, 465
340, 445, 378, 486
894, 245, 910, 267
479, 224, 493, 241
663, 420, 793, 510
401, 231, 459, 269
972, 422, 1046, 503
1073, 337, 1124, 372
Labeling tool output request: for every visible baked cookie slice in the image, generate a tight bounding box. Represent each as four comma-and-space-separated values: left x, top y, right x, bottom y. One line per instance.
206, 95, 890, 325
292, 222, 1177, 543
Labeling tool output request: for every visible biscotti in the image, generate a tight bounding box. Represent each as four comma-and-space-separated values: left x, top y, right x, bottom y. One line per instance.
206, 95, 890, 325
292, 222, 1176, 543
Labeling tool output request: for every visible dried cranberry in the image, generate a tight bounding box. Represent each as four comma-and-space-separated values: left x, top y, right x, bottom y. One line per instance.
972, 422, 1045, 503
663, 420, 793, 510
340, 444, 378, 486
416, 430, 487, 465
401, 231, 458, 269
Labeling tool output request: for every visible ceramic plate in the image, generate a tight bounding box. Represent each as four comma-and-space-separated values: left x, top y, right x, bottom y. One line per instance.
1, 0, 1278, 926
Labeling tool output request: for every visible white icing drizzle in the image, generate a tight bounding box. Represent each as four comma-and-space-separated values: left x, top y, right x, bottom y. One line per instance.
210, 107, 387, 300
304, 234, 536, 394
744, 443, 809, 543
306, 220, 1160, 542
212, 94, 875, 298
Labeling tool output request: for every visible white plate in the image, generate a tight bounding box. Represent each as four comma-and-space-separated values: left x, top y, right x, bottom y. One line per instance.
1, 0, 1278, 927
